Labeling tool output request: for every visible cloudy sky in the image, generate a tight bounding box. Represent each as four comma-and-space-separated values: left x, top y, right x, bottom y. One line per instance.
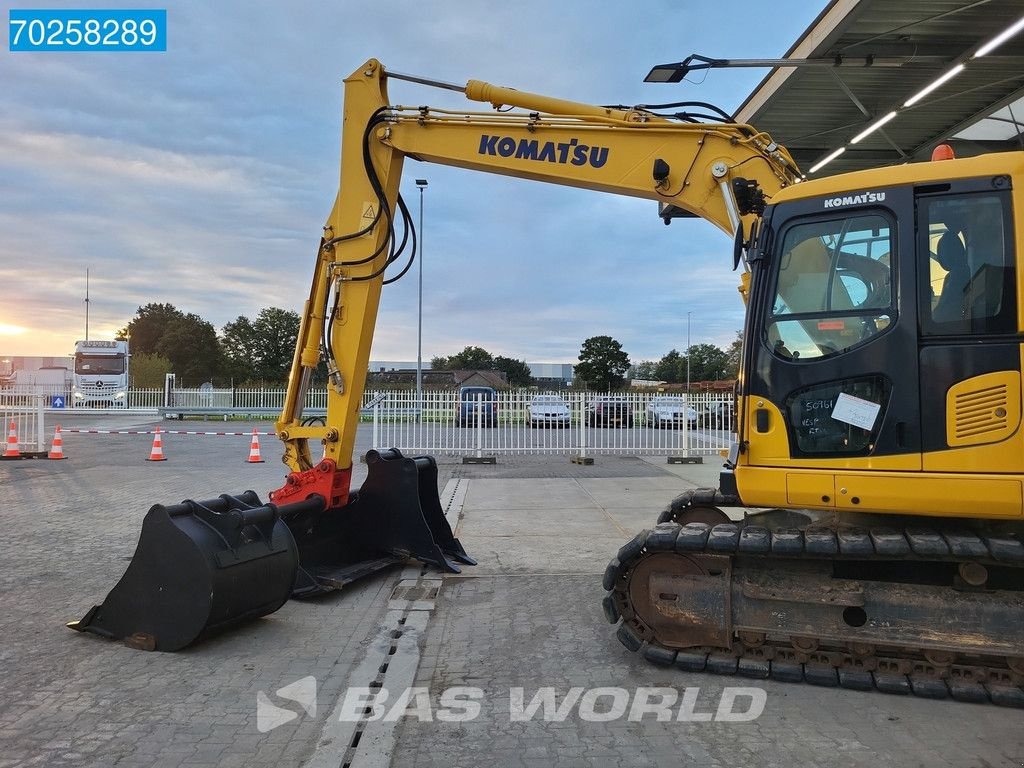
1, 0, 823, 366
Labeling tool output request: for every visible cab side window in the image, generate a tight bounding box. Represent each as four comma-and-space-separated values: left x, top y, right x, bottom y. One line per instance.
921, 192, 1015, 335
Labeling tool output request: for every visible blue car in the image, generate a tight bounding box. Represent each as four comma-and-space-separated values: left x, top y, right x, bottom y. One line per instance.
456, 386, 498, 426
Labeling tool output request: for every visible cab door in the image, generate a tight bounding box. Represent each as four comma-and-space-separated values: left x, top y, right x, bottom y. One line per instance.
740, 187, 922, 504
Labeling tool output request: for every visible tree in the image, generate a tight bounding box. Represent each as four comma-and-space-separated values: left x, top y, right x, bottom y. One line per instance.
118, 303, 224, 385
724, 331, 743, 379
433, 346, 495, 370
654, 349, 684, 383
156, 313, 222, 385
130, 352, 173, 388
221, 308, 301, 385
220, 315, 260, 383
687, 343, 731, 382
631, 360, 658, 380
575, 335, 630, 391
118, 303, 185, 355
493, 355, 533, 387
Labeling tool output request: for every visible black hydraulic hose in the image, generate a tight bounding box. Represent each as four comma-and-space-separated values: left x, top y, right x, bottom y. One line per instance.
634, 100, 735, 122
601, 100, 736, 123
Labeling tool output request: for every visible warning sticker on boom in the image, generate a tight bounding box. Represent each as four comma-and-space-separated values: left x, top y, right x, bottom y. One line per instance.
361, 202, 377, 234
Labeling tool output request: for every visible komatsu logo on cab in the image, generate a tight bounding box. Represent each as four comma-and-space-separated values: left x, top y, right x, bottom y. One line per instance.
478, 134, 609, 168
823, 191, 886, 208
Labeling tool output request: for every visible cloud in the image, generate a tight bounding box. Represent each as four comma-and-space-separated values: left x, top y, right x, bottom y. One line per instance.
0, 0, 824, 366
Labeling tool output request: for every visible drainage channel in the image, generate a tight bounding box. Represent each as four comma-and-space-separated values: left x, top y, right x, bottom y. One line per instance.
305, 478, 467, 768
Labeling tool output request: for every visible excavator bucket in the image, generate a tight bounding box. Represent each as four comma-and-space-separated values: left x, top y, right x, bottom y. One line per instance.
286, 448, 477, 597
68, 491, 304, 651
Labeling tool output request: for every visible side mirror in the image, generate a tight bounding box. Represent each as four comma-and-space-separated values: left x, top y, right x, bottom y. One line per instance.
732, 223, 745, 272
732, 219, 760, 271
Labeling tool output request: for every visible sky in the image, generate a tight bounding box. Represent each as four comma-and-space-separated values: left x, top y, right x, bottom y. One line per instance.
0, 0, 825, 366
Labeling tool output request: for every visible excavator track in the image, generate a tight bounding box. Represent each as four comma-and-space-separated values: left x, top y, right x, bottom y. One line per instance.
603, 489, 1024, 707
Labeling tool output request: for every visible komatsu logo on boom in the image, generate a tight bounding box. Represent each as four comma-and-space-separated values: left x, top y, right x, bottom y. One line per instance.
823, 191, 886, 208
478, 134, 609, 168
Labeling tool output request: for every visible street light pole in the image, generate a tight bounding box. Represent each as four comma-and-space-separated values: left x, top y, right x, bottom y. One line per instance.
686, 311, 691, 395
415, 179, 428, 416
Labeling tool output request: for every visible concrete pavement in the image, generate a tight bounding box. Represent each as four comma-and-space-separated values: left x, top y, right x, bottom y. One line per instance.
0, 414, 1020, 767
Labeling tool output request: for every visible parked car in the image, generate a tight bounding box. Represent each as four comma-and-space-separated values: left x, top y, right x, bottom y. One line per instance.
456, 386, 498, 426
701, 400, 736, 429
646, 396, 698, 428
527, 394, 571, 428
587, 396, 634, 427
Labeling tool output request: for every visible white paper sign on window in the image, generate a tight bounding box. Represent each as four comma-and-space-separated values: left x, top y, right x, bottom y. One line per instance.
831, 392, 881, 431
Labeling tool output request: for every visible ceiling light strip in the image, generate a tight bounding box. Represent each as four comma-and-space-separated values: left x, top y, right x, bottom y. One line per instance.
850, 111, 898, 144
973, 15, 1024, 58
808, 146, 846, 174
903, 64, 966, 107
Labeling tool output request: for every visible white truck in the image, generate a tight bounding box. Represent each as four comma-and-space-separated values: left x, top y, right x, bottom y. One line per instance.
72, 339, 129, 407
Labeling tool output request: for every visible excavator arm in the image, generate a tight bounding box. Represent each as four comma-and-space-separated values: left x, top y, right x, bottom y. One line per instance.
69, 59, 799, 649
272, 58, 798, 506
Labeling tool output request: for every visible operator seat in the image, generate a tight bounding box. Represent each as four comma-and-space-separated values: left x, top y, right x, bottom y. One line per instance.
933, 231, 970, 322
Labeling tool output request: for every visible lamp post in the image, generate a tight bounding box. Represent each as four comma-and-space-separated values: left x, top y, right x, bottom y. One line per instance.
686, 311, 692, 395
415, 179, 428, 416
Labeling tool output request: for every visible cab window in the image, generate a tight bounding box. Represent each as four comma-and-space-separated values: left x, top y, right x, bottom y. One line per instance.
920, 191, 1015, 334
767, 213, 894, 361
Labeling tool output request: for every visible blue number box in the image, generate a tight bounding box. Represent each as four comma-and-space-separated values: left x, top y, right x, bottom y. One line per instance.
9, 9, 167, 51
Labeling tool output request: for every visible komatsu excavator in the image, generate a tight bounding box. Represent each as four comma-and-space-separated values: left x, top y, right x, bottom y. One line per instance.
71, 59, 1024, 705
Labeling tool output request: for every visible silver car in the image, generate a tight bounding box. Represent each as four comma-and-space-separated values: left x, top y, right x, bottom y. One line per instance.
527, 394, 571, 428
646, 396, 698, 428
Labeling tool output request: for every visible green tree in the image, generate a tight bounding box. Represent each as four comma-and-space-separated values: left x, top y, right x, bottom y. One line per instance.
494, 355, 533, 387
687, 343, 730, 382
221, 308, 301, 385
220, 315, 260, 383
129, 352, 173, 388
575, 335, 630, 391
433, 346, 495, 370
654, 349, 684, 383
253, 308, 299, 381
724, 331, 743, 379
118, 303, 185, 355
156, 313, 222, 385
631, 360, 658, 380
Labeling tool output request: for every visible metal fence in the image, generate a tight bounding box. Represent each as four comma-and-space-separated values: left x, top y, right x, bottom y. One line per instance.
364, 390, 735, 457
0, 384, 735, 458
0, 393, 47, 455
162, 387, 328, 411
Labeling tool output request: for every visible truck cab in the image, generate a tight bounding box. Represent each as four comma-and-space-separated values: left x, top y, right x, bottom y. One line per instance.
72, 340, 129, 408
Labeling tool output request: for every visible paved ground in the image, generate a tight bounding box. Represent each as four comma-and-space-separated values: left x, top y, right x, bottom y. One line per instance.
1, 413, 1022, 767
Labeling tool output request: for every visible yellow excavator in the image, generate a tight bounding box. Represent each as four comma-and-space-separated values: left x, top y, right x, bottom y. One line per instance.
71, 60, 1023, 706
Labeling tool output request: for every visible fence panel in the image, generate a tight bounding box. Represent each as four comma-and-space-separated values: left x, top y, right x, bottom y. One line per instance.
0, 393, 47, 454
363, 389, 736, 458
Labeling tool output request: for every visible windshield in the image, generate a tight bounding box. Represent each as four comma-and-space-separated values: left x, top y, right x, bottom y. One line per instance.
75, 354, 125, 375
768, 212, 893, 361
533, 396, 563, 404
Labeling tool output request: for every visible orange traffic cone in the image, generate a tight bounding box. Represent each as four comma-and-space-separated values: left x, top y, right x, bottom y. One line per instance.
146, 428, 167, 461
246, 428, 264, 463
48, 425, 67, 460
3, 420, 19, 458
